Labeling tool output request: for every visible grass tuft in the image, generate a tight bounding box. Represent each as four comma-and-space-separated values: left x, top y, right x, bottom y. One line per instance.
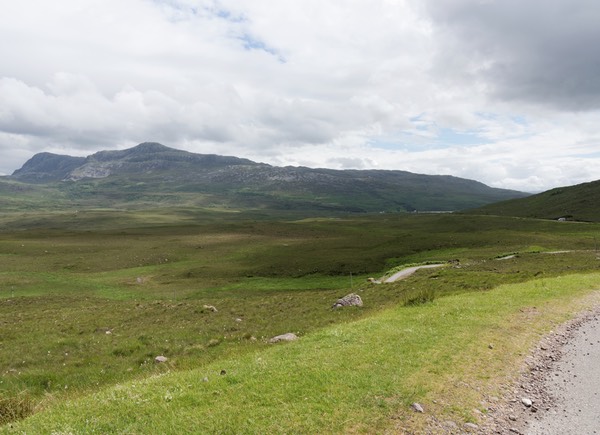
0, 394, 34, 425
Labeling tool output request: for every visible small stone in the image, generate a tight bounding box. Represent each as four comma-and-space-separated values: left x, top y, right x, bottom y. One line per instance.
203, 305, 218, 312
202, 377, 209, 382
105, 330, 112, 335
509, 415, 517, 421
155, 355, 168, 363
464, 422, 479, 430
235, 318, 243, 323
488, 344, 494, 349
269, 333, 298, 343
411, 403, 424, 413
522, 397, 533, 407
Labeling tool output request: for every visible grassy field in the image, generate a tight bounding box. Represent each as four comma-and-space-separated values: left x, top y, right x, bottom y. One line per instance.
1, 209, 600, 431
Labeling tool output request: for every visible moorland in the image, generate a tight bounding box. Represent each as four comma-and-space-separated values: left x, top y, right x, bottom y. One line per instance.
1, 144, 600, 432
1, 206, 600, 432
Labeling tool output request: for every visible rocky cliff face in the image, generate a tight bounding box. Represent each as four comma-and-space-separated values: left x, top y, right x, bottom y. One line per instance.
12, 142, 257, 182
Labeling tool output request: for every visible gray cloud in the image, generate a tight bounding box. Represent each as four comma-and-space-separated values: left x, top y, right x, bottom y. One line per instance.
425, 0, 600, 110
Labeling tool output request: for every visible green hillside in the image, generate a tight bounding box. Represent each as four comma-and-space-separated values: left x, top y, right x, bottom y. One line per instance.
465, 179, 600, 221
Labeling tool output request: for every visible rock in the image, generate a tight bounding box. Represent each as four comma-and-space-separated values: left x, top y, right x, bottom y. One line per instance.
521, 397, 533, 407
332, 293, 363, 309
464, 422, 479, 430
488, 343, 494, 349
411, 402, 424, 413
154, 355, 168, 363
203, 304, 218, 312
269, 333, 298, 343
202, 377, 209, 382
235, 318, 243, 323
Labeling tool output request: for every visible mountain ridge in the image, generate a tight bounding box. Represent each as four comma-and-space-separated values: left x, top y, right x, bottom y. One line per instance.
6, 142, 528, 213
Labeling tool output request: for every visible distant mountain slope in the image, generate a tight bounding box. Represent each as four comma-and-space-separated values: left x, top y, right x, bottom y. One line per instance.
11, 152, 86, 182
465, 179, 600, 221
8, 142, 528, 213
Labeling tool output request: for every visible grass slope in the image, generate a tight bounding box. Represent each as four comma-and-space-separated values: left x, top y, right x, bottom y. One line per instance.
6, 273, 600, 433
466, 179, 600, 222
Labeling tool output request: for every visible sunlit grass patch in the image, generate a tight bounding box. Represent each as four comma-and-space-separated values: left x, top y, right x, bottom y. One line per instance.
7, 273, 600, 433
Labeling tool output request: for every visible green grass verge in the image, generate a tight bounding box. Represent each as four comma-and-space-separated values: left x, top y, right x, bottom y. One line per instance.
6, 273, 599, 434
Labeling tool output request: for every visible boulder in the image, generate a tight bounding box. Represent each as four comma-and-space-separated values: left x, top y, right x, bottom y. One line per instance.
332, 293, 363, 309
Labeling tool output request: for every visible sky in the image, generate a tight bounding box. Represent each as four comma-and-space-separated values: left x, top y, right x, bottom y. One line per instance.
1, 0, 600, 192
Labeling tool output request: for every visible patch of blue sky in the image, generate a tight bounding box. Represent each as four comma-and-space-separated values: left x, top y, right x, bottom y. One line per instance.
239, 33, 286, 63
370, 128, 485, 152
569, 151, 600, 158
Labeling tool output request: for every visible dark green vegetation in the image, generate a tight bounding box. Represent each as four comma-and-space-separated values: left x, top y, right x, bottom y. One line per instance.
467, 178, 600, 222
4, 142, 527, 213
1, 207, 600, 430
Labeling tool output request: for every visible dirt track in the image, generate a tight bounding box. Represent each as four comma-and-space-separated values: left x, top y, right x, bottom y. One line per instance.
383, 264, 444, 283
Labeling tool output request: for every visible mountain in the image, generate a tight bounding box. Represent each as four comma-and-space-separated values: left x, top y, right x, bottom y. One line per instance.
7, 142, 528, 213
465, 179, 600, 221
11, 152, 87, 182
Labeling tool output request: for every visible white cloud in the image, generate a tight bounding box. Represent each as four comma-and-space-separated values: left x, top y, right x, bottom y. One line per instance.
0, 0, 599, 191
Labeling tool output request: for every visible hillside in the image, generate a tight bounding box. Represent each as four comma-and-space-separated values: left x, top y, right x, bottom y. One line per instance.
465, 179, 600, 221
7, 142, 528, 213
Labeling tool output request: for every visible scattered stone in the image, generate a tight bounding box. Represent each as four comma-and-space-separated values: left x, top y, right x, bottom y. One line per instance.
521, 397, 533, 407
488, 343, 494, 349
332, 293, 363, 309
105, 330, 112, 335
269, 333, 298, 344
509, 414, 517, 421
442, 421, 457, 429
154, 355, 168, 363
411, 402, 424, 413
203, 304, 218, 312
464, 422, 479, 430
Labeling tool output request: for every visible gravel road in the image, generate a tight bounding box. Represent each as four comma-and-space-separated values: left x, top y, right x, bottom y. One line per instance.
482, 306, 600, 434
523, 312, 600, 434
384, 264, 444, 283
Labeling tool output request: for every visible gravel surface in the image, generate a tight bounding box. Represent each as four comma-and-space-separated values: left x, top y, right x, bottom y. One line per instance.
483, 306, 600, 435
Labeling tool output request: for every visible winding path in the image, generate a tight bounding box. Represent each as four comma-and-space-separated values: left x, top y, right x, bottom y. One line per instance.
383, 264, 444, 283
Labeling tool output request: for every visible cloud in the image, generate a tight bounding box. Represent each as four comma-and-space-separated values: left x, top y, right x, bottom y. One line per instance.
424, 0, 600, 111
0, 0, 599, 191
